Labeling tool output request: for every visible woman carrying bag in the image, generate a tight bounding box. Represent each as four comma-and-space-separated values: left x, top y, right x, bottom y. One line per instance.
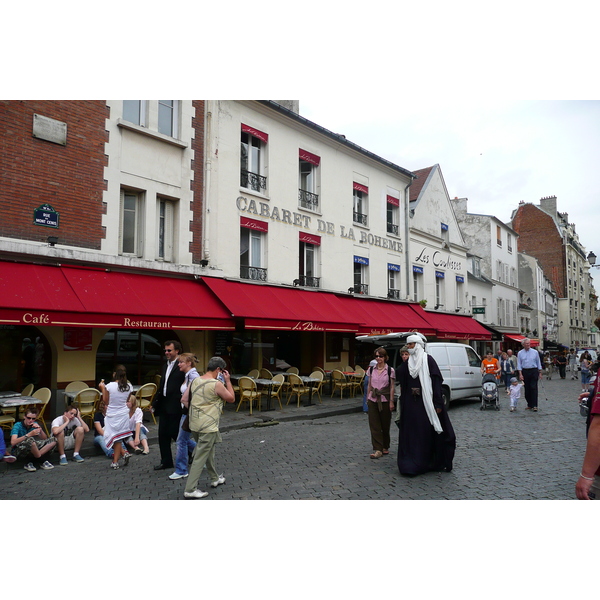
366, 347, 395, 459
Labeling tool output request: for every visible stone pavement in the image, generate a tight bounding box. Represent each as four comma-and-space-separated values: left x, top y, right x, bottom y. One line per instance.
0, 375, 590, 499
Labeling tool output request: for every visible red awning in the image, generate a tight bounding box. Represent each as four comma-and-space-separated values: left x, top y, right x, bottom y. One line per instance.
202, 277, 361, 332
505, 334, 540, 347
420, 312, 492, 340
0, 262, 235, 329
334, 296, 437, 336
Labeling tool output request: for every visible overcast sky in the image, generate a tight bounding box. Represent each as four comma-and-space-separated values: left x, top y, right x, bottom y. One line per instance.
299, 99, 600, 288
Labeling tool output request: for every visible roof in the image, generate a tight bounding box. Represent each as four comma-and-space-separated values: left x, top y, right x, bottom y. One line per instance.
259, 101, 416, 180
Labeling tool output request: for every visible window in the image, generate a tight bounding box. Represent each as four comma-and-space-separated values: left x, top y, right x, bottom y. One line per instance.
435, 271, 445, 308
456, 276, 464, 308
507, 233, 513, 253
298, 233, 320, 288
353, 183, 368, 226
413, 266, 423, 302
512, 301, 517, 327
240, 218, 267, 281
158, 100, 179, 137
353, 256, 369, 294
298, 149, 320, 211
496, 225, 502, 246
472, 257, 481, 278
123, 100, 147, 126
388, 263, 400, 299
157, 198, 175, 262
120, 190, 143, 256
497, 298, 504, 326
387, 195, 400, 236
241, 125, 268, 193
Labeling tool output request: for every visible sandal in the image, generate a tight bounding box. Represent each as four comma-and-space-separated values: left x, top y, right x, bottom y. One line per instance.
382, 449, 389, 455
370, 451, 383, 459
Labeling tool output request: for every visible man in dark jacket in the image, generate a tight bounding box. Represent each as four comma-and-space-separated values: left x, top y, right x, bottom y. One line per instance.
153, 340, 186, 470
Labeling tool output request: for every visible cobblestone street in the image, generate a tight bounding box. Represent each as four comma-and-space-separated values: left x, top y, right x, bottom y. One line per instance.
0, 374, 589, 500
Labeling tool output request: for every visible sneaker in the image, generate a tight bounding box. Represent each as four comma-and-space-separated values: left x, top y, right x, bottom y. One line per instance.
110, 462, 119, 470
122, 452, 131, 466
59, 456, 68, 466
168, 471, 188, 480
3, 454, 16, 463
211, 474, 226, 488
509, 407, 515, 412
72, 454, 84, 463
40, 461, 54, 470
24, 462, 36, 472
184, 489, 208, 499
533, 407, 538, 412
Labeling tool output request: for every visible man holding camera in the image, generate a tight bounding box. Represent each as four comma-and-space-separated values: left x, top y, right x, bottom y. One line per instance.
10, 407, 57, 471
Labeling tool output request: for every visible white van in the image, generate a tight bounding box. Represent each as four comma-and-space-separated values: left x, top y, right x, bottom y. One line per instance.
356, 332, 482, 407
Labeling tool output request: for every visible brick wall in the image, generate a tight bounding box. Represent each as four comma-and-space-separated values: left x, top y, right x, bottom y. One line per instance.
0, 100, 108, 249
190, 100, 205, 263
511, 203, 566, 296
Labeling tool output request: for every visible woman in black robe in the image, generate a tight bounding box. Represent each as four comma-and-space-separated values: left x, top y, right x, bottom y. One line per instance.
396, 335, 456, 476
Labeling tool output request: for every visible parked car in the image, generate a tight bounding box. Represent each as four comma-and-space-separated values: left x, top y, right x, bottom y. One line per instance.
356, 331, 482, 407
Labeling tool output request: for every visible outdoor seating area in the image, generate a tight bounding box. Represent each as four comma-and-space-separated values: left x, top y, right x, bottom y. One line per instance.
228, 365, 361, 413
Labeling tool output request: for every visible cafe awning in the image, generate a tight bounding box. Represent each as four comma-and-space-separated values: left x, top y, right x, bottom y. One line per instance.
333, 295, 436, 336
419, 311, 492, 340
505, 334, 540, 347
202, 277, 361, 332
0, 262, 235, 329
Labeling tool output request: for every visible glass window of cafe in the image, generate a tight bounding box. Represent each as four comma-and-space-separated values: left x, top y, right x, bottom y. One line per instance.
0, 326, 52, 392
96, 329, 181, 385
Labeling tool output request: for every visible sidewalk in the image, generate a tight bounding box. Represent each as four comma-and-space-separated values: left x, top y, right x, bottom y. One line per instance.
46, 388, 365, 458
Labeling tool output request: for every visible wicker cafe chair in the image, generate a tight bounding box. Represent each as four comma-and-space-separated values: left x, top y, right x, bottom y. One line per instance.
136, 383, 158, 425
237, 377, 261, 415
72, 388, 101, 429
264, 373, 285, 410
308, 370, 324, 404
286, 367, 299, 375
0, 414, 15, 431
22, 383, 35, 396
330, 369, 354, 399
286, 373, 310, 407
259, 368, 273, 380
30, 386, 52, 436
351, 365, 366, 395
247, 369, 260, 379
64, 380, 88, 410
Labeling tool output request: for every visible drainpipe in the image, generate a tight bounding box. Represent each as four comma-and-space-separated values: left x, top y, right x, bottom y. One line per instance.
202, 106, 213, 263
404, 176, 415, 300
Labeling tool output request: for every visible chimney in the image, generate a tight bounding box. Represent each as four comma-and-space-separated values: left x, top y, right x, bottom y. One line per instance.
451, 197, 468, 216
539, 195, 557, 217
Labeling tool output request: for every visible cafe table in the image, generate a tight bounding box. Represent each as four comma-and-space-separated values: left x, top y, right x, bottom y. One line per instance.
0, 395, 43, 418
253, 378, 278, 411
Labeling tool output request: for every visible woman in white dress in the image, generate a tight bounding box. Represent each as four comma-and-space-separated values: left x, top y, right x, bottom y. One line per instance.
99, 364, 133, 469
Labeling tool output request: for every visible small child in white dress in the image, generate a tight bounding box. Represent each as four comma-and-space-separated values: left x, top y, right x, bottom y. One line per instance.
507, 377, 523, 412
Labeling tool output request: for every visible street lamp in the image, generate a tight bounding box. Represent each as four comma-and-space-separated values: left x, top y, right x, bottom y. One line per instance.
588, 251, 599, 268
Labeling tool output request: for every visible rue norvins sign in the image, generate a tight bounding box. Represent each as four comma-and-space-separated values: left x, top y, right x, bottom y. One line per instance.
236, 196, 403, 254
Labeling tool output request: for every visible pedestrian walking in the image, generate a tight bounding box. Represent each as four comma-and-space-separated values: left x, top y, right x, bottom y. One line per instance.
506, 377, 523, 412
395, 334, 455, 476
365, 347, 395, 459
556, 352, 567, 379
517, 338, 543, 412
182, 356, 235, 499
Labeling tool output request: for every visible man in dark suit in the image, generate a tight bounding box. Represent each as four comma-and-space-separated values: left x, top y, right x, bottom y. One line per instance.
153, 340, 186, 470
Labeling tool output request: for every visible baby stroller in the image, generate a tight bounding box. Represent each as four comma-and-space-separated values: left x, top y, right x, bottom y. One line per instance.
480, 373, 500, 410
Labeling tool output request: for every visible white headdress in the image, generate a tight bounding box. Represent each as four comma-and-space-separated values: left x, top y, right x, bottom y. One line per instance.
407, 334, 442, 433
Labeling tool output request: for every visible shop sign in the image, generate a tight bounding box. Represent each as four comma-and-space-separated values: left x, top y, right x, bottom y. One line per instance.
473, 307, 486, 314
292, 321, 325, 331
